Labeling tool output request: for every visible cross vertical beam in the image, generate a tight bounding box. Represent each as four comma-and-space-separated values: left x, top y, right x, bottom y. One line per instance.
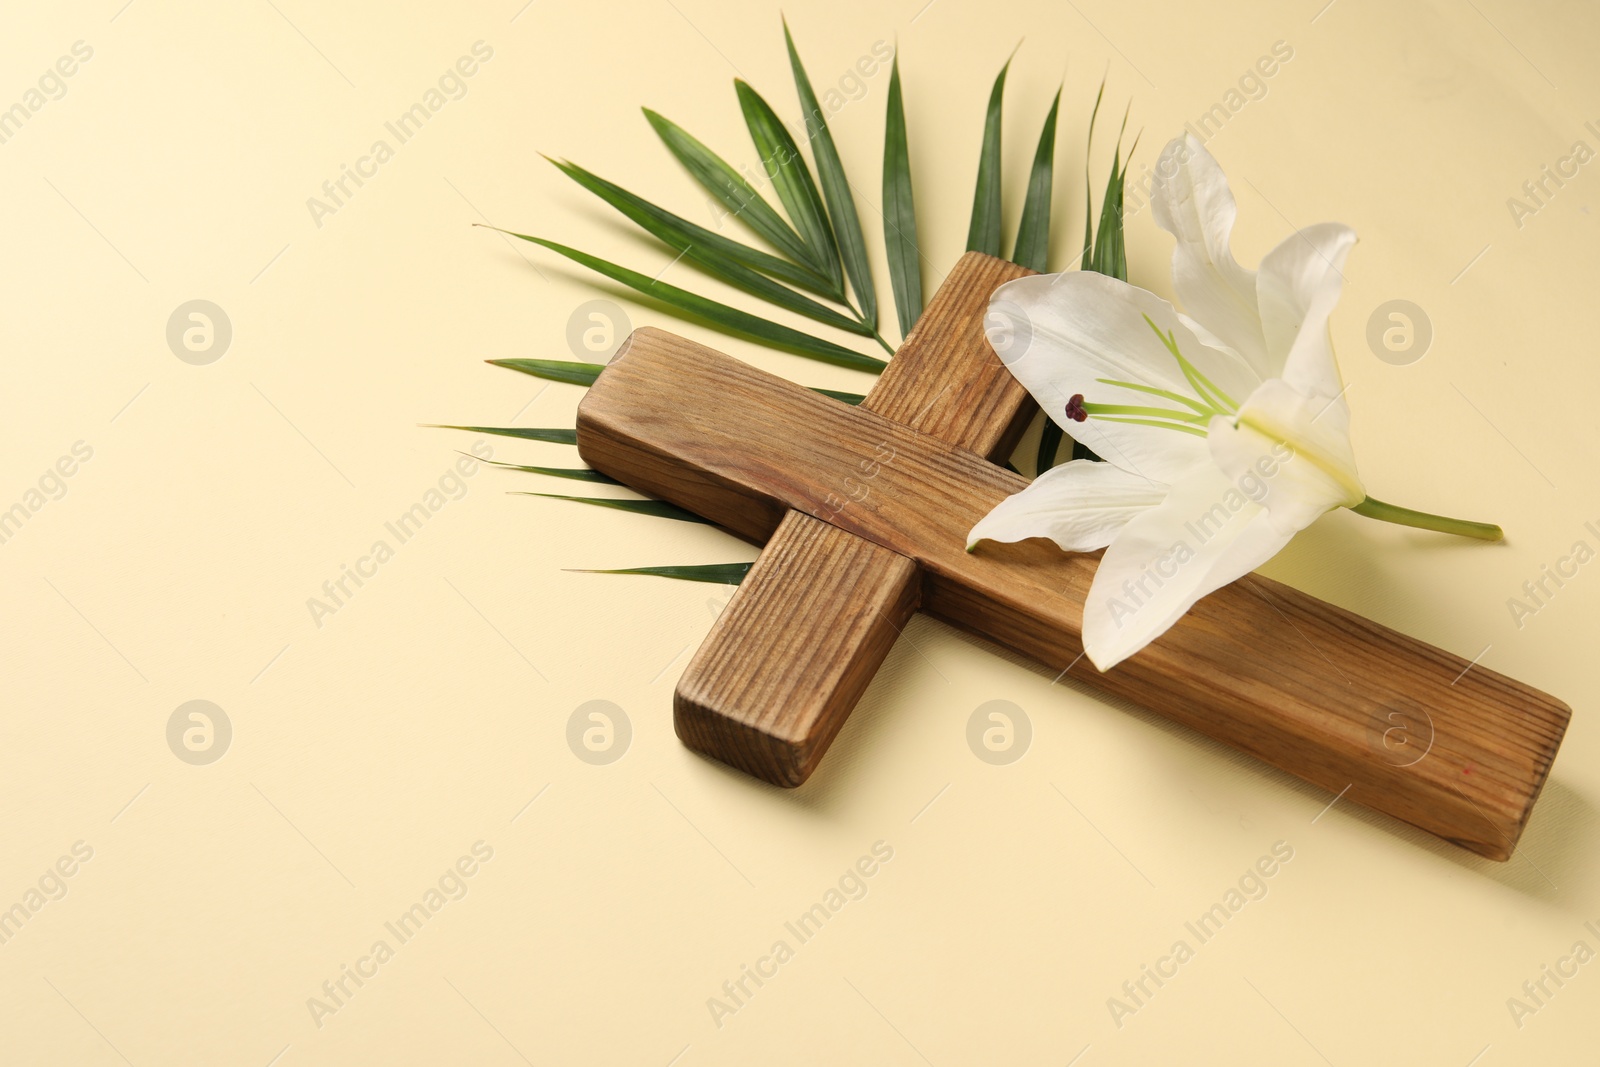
674, 254, 1034, 785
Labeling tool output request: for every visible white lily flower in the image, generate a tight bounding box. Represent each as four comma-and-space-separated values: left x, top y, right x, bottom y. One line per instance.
970, 133, 1500, 671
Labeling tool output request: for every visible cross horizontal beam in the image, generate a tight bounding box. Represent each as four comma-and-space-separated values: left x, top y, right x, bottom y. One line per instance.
578, 324, 1568, 861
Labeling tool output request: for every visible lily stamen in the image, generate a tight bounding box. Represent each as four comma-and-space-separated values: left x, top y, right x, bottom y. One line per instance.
1064, 389, 1214, 440
1089, 415, 1209, 437
1063, 322, 1245, 442
1141, 314, 1239, 414
1093, 377, 1217, 417
1077, 401, 1208, 424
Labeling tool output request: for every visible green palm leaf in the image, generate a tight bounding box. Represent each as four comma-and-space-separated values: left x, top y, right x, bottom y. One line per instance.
1069, 96, 1127, 465
782, 19, 877, 332
1081, 77, 1107, 270
571, 562, 752, 584
643, 108, 825, 282
1090, 149, 1126, 280
482, 360, 865, 408
966, 52, 1015, 257
735, 79, 843, 291
488, 358, 602, 386
881, 52, 922, 339
428, 425, 577, 445
486, 361, 864, 412
547, 158, 870, 334
482, 458, 619, 483
516, 492, 709, 524
499, 232, 885, 373
1036, 418, 1065, 474
459, 33, 1144, 569
550, 155, 836, 296
1011, 86, 1060, 273
1089, 121, 1134, 282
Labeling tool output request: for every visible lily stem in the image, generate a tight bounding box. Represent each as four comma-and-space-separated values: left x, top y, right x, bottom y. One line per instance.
1349, 496, 1503, 541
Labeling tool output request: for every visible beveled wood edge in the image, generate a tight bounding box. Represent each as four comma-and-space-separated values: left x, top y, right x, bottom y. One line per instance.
672, 513, 922, 787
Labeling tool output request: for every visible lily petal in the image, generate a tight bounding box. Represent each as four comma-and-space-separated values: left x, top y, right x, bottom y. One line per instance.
1080, 465, 1295, 670
1208, 379, 1364, 533
967, 460, 1170, 552
1150, 135, 1269, 379
986, 272, 1256, 485
1256, 222, 1357, 401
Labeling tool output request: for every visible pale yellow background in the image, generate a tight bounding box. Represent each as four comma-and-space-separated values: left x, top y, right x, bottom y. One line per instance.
3, 0, 1597, 1063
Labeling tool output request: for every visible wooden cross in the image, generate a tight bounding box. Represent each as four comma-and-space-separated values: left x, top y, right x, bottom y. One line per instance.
576, 252, 1570, 861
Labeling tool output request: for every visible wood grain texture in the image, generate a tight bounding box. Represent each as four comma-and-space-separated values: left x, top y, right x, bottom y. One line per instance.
670, 253, 1035, 787
577, 323, 1571, 861
675, 511, 921, 787
863, 252, 1038, 459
